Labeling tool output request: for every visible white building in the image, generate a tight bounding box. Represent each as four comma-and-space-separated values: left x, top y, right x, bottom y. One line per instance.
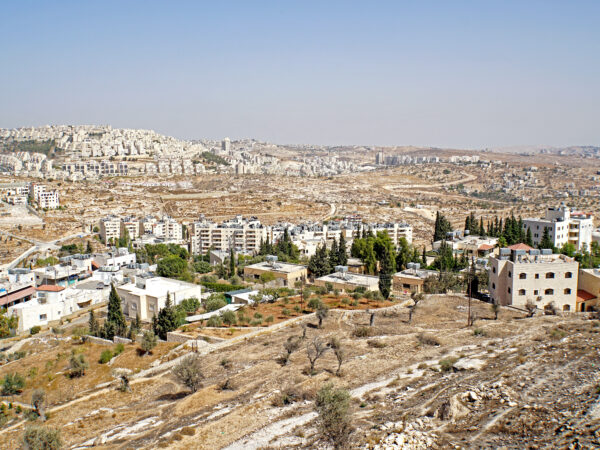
93, 248, 136, 270
523, 205, 594, 251
488, 248, 578, 312
117, 275, 202, 321
9, 285, 104, 333
190, 215, 268, 255
99, 215, 122, 244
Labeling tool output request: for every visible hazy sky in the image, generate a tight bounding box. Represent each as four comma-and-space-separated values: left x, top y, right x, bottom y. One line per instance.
1, 1, 599, 148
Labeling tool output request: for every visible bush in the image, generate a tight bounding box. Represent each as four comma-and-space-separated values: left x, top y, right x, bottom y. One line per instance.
439, 356, 458, 372
141, 330, 157, 354
315, 383, 352, 449
30, 326, 41, 335
308, 298, 322, 310
51, 327, 64, 335
68, 354, 88, 377
200, 282, 245, 293
204, 295, 227, 312
206, 316, 223, 327
173, 354, 204, 393
98, 350, 112, 364
265, 315, 274, 324
417, 333, 440, 346
253, 312, 263, 319
473, 328, 486, 336
2, 372, 25, 395
193, 261, 212, 274
114, 343, 125, 355
352, 327, 374, 338
23, 425, 62, 450
282, 308, 291, 316
367, 339, 387, 348
250, 319, 263, 326
221, 310, 237, 326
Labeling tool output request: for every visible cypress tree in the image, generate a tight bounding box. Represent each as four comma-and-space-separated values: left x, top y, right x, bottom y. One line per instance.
378, 246, 394, 299
526, 227, 533, 247
229, 248, 235, 276
338, 233, 348, 266
329, 238, 339, 269
88, 309, 99, 337
155, 293, 180, 340
107, 284, 127, 338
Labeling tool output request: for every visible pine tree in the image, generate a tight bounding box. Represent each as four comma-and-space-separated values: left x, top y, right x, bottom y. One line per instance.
329, 238, 339, 269
539, 227, 554, 250
85, 240, 93, 254
525, 227, 533, 247
338, 233, 348, 266
422, 247, 427, 266
229, 248, 235, 277
107, 284, 127, 338
479, 218, 485, 237
378, 246, 394, 299
88, 309, 99, 337
155, 293, 180, 340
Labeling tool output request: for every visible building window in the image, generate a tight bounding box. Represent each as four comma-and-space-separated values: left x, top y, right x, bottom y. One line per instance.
564, 288, 571, 295
545, 288, 554, 295
519, 273, 526, 279
563, 305, 570, 311
534, 290, 539, 295
508, 271, 512, 278
519, 289, 526, 295
535, 273, 539, 279
492, 283, 496, 290
545, 272, 555, 279
565, 272, 573, 279
39, 314, 47, 320
508, 287, 511, 294
492, 267, 496, 274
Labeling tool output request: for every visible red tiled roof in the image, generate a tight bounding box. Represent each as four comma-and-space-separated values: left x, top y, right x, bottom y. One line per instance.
0, 286, 36, 307
478, 244, 494, 251
36, 285, 65, 292
508, 243, 534, 251
577, 290, 596, 303
91, 261, 100, 270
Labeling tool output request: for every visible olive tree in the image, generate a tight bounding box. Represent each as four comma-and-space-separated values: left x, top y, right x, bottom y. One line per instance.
315, 383, 352, 449
173, 354, 204, 393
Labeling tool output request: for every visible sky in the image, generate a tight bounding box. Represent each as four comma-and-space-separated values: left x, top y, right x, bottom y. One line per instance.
0, 1, 599, 148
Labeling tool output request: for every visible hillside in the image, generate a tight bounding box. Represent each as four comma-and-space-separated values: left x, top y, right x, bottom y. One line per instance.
0, 295, 599, 448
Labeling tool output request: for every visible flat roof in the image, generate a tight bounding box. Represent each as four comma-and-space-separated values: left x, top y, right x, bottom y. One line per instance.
316, 272, 379, 287
118, 276, 199, 297
245, 261, 307, 274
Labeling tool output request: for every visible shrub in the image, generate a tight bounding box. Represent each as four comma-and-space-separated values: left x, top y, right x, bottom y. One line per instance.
99, 350, 113, 364
250, 319, 263, 326
341, 298, 350, 305
51, 327, 64, 335
221, 310, 237, 326
253, 312, 263, 320
23, 425, 62, 450
141, 331, 157, 354
206, 316, 223, 327
30, 326, 41, 335
2, 373, 25, 395
367, 339, 387, 348
204, 295, 227, 312
69, 354, 88, 377
352, 327, 374, 338
282, 308, 291, 316
307, 297, 322, 310
439, 357, 458, 372
294, 305, 301, 313
315, 383, 352, 449
114, 343, 125, 355
173, 354, 204, 393
473, 328, 486, 336
550, 328, 567, 340
265, 315, 274, 324
417, 333, 440, 346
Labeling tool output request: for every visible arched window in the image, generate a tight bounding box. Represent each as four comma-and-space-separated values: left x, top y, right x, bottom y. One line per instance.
563, 304, 570, 311
519, 273, 526, 279
492, 283, 496, 290
518, 289, 526, 295
492, 267, 496, 274
565, 272, 573, 279
546, 272, 555, 279
545, 288, 554, 295
508, 271, 512, 278
564, 288, 571, 295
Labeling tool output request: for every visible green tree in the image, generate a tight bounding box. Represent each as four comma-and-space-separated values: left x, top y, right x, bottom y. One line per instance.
88, 309, 99, 337
173, 354, 204, 393
0, 308, 18, 338
154, 293, 180, 340
140, 330, 157, 355
2, 372, 25, 395
338, 233, 348, 266
104, 285, 127, 339
68, 353, 88, 377
378, 246, 394, 299
229, 248, 235, 277
525, 227, 533, 247
156, 255, 190, 280
259, 272, 276, 287
23, 425, 62, 450
434, 212, 453, 241
539, 227, 554, 250
315, 383, 352, 449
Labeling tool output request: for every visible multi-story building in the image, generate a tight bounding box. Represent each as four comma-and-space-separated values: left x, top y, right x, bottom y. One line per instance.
488, 248, 578, 312
28, 183, 60, 209
99, 215, 122, 244
120, 217, 140, 240
523, 204, 594, 251
190, 215, 268, 255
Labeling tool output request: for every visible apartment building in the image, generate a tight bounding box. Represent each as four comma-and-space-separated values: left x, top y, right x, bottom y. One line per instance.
117, 275, 202, 321
244, 258, 308, 287
99, 215, 122, 243
523, 204, 594, 251
120, 217, 141, 240
190, 215, 268, 255
489, 248, 578, 312
29, 183, 59, 209
392, 263, 439, 295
